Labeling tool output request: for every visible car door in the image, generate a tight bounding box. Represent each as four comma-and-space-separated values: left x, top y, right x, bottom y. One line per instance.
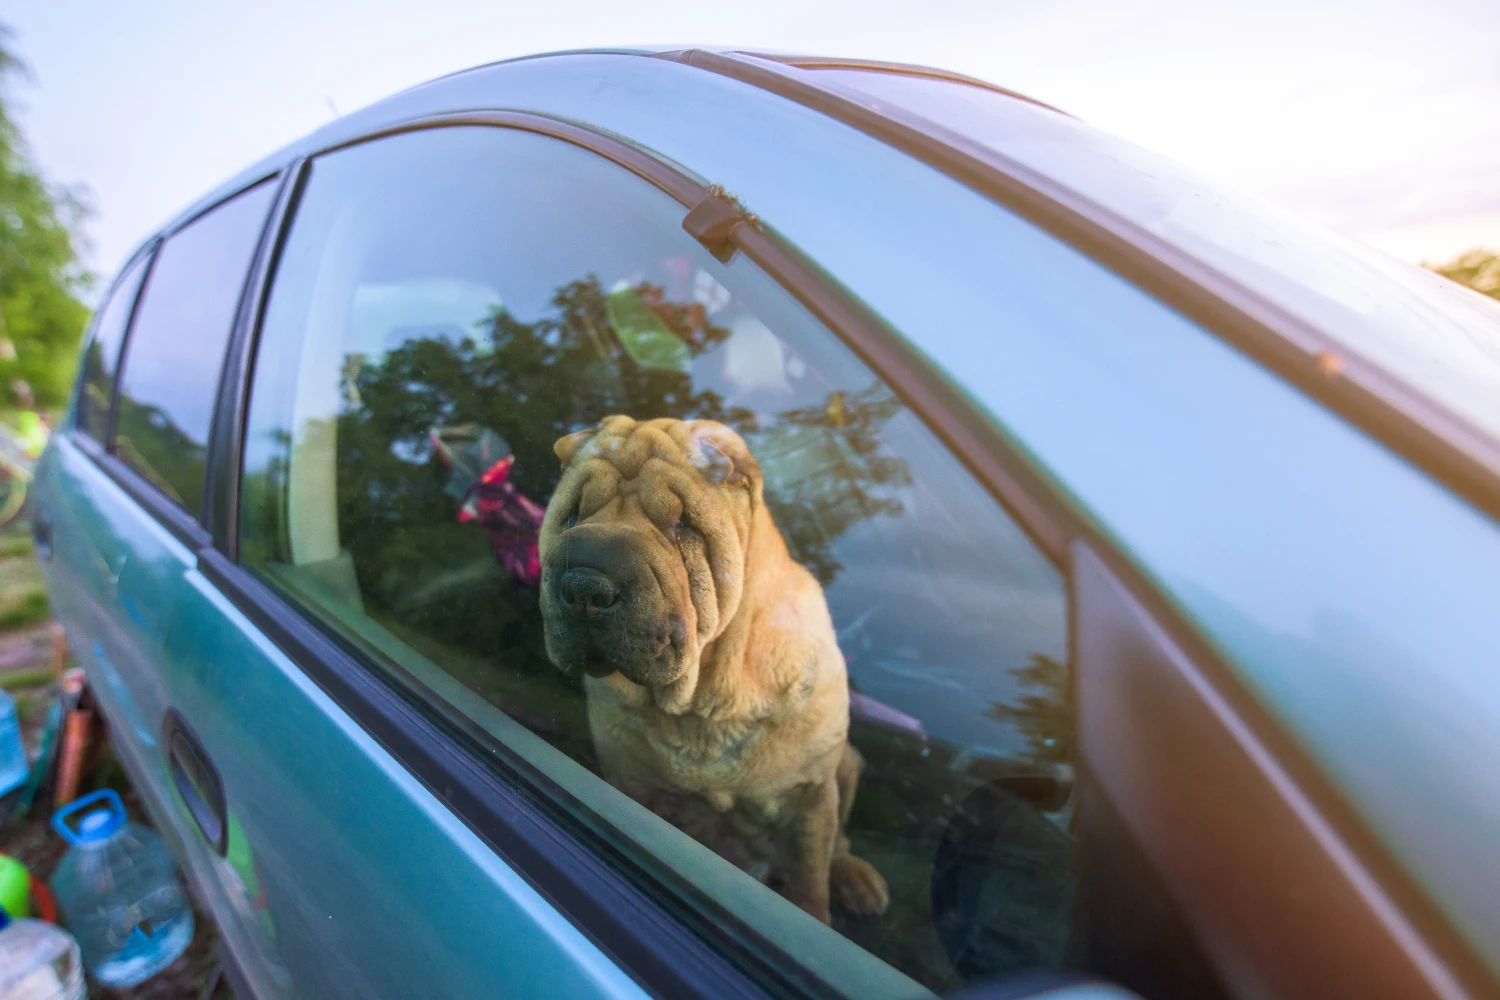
38, 178, 292, 996
40, 247, 159, 770
199, 115, 1137, 1000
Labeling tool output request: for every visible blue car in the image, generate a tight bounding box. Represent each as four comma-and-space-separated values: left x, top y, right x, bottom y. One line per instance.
34, 48, 1500, 1000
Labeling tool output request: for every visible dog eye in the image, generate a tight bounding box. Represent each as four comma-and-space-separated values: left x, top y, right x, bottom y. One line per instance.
673, 511, 695, 539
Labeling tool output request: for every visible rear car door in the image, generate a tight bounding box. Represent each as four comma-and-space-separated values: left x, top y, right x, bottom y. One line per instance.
38, 178, 288, 995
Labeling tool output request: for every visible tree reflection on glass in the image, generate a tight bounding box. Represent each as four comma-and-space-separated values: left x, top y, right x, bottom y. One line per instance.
310, 273, 912, 757
985, 653, 1073, 771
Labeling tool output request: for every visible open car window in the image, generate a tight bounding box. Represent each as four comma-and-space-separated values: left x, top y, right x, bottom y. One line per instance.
240, 124, 1072, 995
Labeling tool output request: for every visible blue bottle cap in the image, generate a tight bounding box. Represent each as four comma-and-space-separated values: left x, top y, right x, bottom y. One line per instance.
52, 788, 126, 845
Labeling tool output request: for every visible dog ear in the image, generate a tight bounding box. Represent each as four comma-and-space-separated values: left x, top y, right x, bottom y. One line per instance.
554, 426, 599, 467
689, 424, 759, 490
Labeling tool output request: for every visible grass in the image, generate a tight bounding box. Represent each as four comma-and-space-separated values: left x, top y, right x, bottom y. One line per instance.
0, 524, 50, 630
0, 587, 49, 630
0, 532, 34, 560
0, 665, 53, 692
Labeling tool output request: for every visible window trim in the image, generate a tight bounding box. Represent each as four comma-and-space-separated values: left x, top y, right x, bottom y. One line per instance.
205, 168, 301, 553
742, 53, 1076, 119
658, 49, 1500, 532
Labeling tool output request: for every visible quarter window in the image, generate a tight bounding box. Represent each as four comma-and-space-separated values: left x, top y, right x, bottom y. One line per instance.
241, 127, 1071, 994
75, 252, 150, 441
114, 180, 276, 512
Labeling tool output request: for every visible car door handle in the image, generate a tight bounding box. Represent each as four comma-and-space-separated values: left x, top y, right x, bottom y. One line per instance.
163, 709, 228, 855
32, 509, 52, 560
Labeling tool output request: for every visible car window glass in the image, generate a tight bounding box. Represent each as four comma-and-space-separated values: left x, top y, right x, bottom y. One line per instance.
114, 179, 276, 512
75, 252, 151, 440
241, 126, 1070, 995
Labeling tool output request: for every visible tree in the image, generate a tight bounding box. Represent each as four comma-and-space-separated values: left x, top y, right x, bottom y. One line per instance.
1426, 248, 1500, 301
985, 653, 1072, 771
0, 22, 92, 411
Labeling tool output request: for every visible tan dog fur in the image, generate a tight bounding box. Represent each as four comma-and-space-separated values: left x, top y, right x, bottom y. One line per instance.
538, 416, 888, 923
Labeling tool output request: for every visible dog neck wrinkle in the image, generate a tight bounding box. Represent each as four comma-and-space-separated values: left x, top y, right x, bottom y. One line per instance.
665, 503, 791, 721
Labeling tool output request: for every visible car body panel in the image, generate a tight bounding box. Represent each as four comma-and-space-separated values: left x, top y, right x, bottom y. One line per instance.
34, 438, 289, 998
38, 448, 649, 997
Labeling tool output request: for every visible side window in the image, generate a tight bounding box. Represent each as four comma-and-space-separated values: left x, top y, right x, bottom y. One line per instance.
241, 127, 1071, 994
114, 180, 276, 512
75, 252, 151, 440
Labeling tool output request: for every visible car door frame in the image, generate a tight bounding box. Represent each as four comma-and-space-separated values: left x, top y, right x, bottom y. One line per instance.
65, 95, 1485, 1000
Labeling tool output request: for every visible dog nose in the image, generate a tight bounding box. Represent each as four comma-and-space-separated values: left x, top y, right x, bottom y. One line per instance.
559, 567, 619, 614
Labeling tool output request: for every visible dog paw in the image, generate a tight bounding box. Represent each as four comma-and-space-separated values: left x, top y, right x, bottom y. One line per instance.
830, 854, 889, 917
796, 899, 833, 925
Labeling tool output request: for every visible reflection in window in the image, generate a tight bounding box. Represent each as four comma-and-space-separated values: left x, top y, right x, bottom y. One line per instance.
114, 180, 276, 511
241, 127, 1070, 992
76, 253, 151, 441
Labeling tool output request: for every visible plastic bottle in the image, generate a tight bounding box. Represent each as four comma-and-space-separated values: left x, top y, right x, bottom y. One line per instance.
0, 911, 86, 1000
49, 789, 194, 988
0, 690, 29, 800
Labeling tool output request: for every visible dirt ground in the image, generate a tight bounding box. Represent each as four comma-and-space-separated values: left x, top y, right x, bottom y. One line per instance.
0, 522, 232, 1000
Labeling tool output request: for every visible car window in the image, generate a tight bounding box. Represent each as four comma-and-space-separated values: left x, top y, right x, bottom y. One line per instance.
114, 179, 277, 512
240, 125, 1071, 995
75, 252, 152, 440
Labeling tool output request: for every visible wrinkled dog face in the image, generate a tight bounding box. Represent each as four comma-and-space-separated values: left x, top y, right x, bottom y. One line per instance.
539, 416, 760, 690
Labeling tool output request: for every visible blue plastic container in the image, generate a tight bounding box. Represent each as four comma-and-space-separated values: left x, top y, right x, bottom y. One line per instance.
0, 691, 28, 799
49, 790, 193, 987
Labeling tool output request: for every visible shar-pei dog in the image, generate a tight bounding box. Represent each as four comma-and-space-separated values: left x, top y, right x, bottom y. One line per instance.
538, 415, 889, 923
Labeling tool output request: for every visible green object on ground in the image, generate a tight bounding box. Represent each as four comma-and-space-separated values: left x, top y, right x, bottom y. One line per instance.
0, 852, 31, 917
605, 286, 692, 373
0, 589, 50, 631
0, 667, 54, 692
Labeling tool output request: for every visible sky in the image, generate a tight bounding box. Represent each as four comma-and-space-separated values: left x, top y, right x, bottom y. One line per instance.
4, 0, 1499, 288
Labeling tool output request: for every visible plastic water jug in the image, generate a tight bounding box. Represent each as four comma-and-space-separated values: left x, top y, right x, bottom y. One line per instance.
49, 790, 193, 988
0, 912, 86, 1000
0, 690, 28, 800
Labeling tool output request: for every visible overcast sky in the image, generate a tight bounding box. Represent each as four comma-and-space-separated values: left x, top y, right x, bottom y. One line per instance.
5, 0, 1498, 287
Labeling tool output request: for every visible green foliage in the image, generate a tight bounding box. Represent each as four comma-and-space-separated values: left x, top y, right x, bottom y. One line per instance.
0, 527, 32, 558
0, 23, 93, 410
1426, 247, 1500, 301
0, 584, 48, 630
113, 396, 207, 508
247, 273, 912, 756
986, 653, 1072, 770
